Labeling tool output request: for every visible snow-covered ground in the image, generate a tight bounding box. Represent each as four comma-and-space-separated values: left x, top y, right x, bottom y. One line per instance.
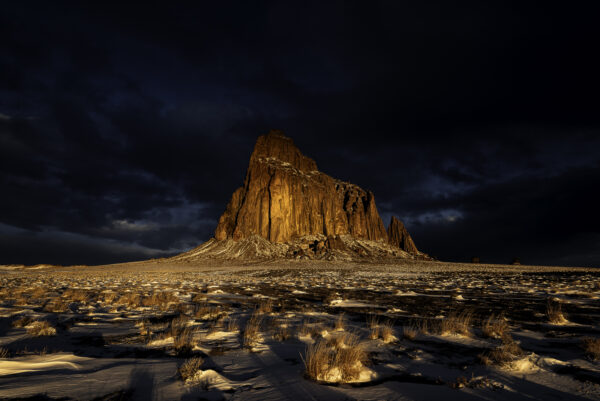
0, 261, 598, 400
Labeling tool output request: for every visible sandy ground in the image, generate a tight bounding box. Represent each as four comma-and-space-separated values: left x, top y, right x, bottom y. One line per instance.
0, 259, 599, 400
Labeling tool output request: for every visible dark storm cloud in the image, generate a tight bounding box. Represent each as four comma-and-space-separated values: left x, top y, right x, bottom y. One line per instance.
1, 1, 599, 266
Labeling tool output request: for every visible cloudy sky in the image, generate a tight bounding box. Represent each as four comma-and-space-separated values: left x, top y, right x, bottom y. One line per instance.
1, 2, 599, 266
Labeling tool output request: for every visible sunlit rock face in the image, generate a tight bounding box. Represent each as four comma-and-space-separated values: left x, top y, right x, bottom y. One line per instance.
214, 130, 389, 243
387, 216, 418, 254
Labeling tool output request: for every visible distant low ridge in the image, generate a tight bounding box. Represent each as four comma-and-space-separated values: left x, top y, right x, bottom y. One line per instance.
174, 130, 429, 261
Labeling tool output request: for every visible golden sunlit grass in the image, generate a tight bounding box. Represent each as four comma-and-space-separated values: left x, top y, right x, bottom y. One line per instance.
62, 289, 90, 303
479, 334, 524, 366
243, 312, 263, 348
257, 298, 273, 314
481, 313, 510, 339
302, 332, 368, 383
26, 321, 56, 337
178, 357, 204, 381
547, 299, 568, 324
440, 310, 473, 336
226, 316, 239, 332
379, 320, 396, 343
402, 325, 418, 341
12, 316, 32, 328
44, 298, 69, 313
143, 292, 179, 311
334, 314, 345, 331
117, 292, 141, 308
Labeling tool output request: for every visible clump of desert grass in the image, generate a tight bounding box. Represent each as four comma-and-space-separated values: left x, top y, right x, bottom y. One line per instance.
101, 291, 118, 305
257, 298, 273, 314
582, 337, 600, 361
379, 321, 396, 343
143, 291, 179, 311
481, 313, 510, 339
334, 314, 345, 331
226, 316, 239, 332
299, 319, 325, 339
243, 312, 263, 349
194, 303, 222, 321
546, 299, 568, 324
440, 310, 473, 337
173, 328, 195, 354
178, 357, 204, 381
366, 314, 380, 340
302, 332, 369, 383
28, 287, 48, 303
117, 292, 142, 309
43, 298, 69, 313
137, 319, 152, 339
402, 325, 418, 341
402, 319, 429, 341
12, 316, 33, 328
26, 321, 57, 337
478, 334, 524, 366
62, 289, 91, 303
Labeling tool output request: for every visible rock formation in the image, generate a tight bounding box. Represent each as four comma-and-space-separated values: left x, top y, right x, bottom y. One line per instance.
214, 131, 388, 243
176, 130, 425, 261
387, 216, 418, 254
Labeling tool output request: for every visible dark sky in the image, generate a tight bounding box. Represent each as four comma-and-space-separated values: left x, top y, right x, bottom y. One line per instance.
1, 1, 599, 267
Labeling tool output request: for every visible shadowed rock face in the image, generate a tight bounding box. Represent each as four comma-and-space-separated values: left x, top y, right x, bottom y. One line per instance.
387, 216, 418, 254
214, 131, 388, 243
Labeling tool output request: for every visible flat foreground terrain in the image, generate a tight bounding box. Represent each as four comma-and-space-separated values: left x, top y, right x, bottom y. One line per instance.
0, 260, 599, 400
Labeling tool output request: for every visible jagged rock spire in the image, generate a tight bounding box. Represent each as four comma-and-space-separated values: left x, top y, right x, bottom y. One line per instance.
387, 216, 418, 254
214, 130, 388, 243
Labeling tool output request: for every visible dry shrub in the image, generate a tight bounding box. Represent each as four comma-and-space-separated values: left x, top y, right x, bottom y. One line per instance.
170, 314, 190, 333
479, 335, 523, 366
29, 287, 48, 300
63, 289, 90, 303
299, 319, 324, 339
178, 357, 204, 381
334, 314, 345, 331
226, 317, 239, 332
102, 291, 118, 304
582, 337, 600, 361
44, 298, 69, 313
194, 303, 221, 321
243, 313, 263, 348
0, 348, 9, 358
440, 310, 473, 336
13, 316, 32, 328
369, 326, 379, 340
27, 321, 56, 337
257, 299, 273, 314
402, 325, 418, 341
547, 299, 568, 324
173, 327, 195, 354
144, 292, 179, 311
366, 314, 379, 329
138, 320, 151, 338
118, 292, 142, 308
379, 321, 396, 343
302, 332, 368, 383
481, 313, 509, 339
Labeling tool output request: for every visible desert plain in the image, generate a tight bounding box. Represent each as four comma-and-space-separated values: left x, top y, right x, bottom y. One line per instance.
0, 260, 599, 401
